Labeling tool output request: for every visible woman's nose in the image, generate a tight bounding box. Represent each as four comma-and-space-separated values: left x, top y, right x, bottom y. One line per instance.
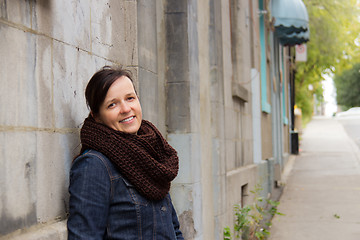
119, 102, 131, 113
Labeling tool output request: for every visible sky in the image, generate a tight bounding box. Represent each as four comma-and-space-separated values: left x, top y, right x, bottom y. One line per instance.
322, 74, 337, 116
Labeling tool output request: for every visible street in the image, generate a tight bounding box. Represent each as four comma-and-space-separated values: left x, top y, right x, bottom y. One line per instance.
337, 116, 360, 149
269, 116, 360, 240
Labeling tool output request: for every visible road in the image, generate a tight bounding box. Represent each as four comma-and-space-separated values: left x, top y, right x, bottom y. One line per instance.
336, 116, 360, 149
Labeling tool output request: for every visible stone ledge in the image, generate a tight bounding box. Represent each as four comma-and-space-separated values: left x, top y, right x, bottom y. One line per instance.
231, 82, 249, 102
0, 220, 67, 240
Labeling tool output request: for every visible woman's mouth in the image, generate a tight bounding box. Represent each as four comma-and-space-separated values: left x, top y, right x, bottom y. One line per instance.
120, 116, 135, 123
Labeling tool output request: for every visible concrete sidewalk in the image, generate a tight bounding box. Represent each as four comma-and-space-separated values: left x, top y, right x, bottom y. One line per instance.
269, 117, 360, 240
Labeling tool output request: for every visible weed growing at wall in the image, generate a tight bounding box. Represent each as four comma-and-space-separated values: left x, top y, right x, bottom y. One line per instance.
223, 185, 284, 240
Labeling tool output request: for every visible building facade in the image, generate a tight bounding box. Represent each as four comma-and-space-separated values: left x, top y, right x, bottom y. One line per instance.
0, 0, 302, 239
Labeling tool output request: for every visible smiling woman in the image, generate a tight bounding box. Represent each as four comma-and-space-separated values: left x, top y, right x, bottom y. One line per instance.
94, 75, 142, 134
67, 66, 184, 240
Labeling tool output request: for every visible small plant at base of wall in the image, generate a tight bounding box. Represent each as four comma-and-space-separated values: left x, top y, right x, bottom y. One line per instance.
223, 185, 284, 240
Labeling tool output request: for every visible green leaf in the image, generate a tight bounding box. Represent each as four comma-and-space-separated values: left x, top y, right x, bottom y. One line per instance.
223, 226, 232, 240
296, 0, 360, 120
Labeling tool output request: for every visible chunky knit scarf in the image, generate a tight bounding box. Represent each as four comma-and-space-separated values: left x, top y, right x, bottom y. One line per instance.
80, 116, 179, 201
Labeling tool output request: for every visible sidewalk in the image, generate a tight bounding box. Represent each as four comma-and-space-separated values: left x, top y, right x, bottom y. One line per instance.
269, 117, 360, 240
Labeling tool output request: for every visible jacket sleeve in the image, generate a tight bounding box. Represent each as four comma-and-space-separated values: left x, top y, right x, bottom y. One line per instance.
67, 153, 111, 240
169, 196, 184, 240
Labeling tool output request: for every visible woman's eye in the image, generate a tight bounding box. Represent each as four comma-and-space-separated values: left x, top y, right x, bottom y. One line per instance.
108, 103, 116, 108
127, 96, 135, 101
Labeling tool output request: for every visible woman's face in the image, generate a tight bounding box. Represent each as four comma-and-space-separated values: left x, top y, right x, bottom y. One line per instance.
95, 76, 142, 134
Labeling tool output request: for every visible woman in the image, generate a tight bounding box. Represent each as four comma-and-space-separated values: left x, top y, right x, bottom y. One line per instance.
67, 66, 183, 239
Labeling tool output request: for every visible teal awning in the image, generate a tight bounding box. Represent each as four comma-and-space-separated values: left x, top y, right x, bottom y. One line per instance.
272, 0, 310, 45
278, 29, 310, 46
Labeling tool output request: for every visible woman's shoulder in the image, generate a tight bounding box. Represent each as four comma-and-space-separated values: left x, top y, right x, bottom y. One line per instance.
72, 150, 111, 171
72, 149, 121, 180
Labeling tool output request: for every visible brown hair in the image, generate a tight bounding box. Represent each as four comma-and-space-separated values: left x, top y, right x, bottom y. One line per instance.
85, 66, 136, 117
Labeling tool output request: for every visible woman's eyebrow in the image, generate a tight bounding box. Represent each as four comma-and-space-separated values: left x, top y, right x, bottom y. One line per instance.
104, 98, 117, 105
125, 92, 136, 97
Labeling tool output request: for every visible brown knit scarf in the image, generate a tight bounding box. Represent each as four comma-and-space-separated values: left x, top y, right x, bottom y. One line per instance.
80, 116, 179, 201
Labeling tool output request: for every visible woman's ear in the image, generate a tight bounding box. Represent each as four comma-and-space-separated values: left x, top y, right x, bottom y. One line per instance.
90, 111, 100, 122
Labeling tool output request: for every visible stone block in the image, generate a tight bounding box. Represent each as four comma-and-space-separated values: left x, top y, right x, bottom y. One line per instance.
171, 181, 203, 240
166, 82, 190, 133
192, 181, 203, 238
52, 41, 107, 128
226, 164, 257, 208
243, 114, 253, 140
189, 85, 201, 133
220, 0, 231, 47
165, 12, 189, 84
212, 138, 226, 176
137, 0, 158, 73
0, 25, 37, 127
210, 101, 225, 139
267, 157, 275, 191
0, 131, 37, 235
165, 0, 187, 13
35, 131, 79, 223
138, 68, 158, 125
1, 0, 33, 28
232, 81, 249, 102
235, 140, 243, 167
214, 214, 227, 240
90, 0, 138, 66
209, 68, 224, 104
170, 183, 194, 216
240, 46, 252, 85
168, 133, 201, 184
35, 35, 53, 128
208, 20, 218, 67
212, 172, 226, 216
257, 160, 270, 187
243, 139, 254, 166
244, 96, 253, 116
35, 0, 91, 51
224, 107, 238, 140
225, 139, 236, 172
222, 67, 233, 108
4, 220, 67, 240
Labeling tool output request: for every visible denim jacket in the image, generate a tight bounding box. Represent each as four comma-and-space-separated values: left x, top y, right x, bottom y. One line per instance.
67, 149, 184, 240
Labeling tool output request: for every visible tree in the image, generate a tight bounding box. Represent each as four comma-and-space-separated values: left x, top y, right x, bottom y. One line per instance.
295, 0, 360, 122
334, 63, 360, 109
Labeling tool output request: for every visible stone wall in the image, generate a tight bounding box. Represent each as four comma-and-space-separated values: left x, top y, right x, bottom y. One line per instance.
0, 0, 291, 239
0, 0, 139, 238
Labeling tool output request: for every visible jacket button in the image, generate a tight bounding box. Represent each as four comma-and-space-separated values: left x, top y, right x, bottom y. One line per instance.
161, 206, 167, 212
